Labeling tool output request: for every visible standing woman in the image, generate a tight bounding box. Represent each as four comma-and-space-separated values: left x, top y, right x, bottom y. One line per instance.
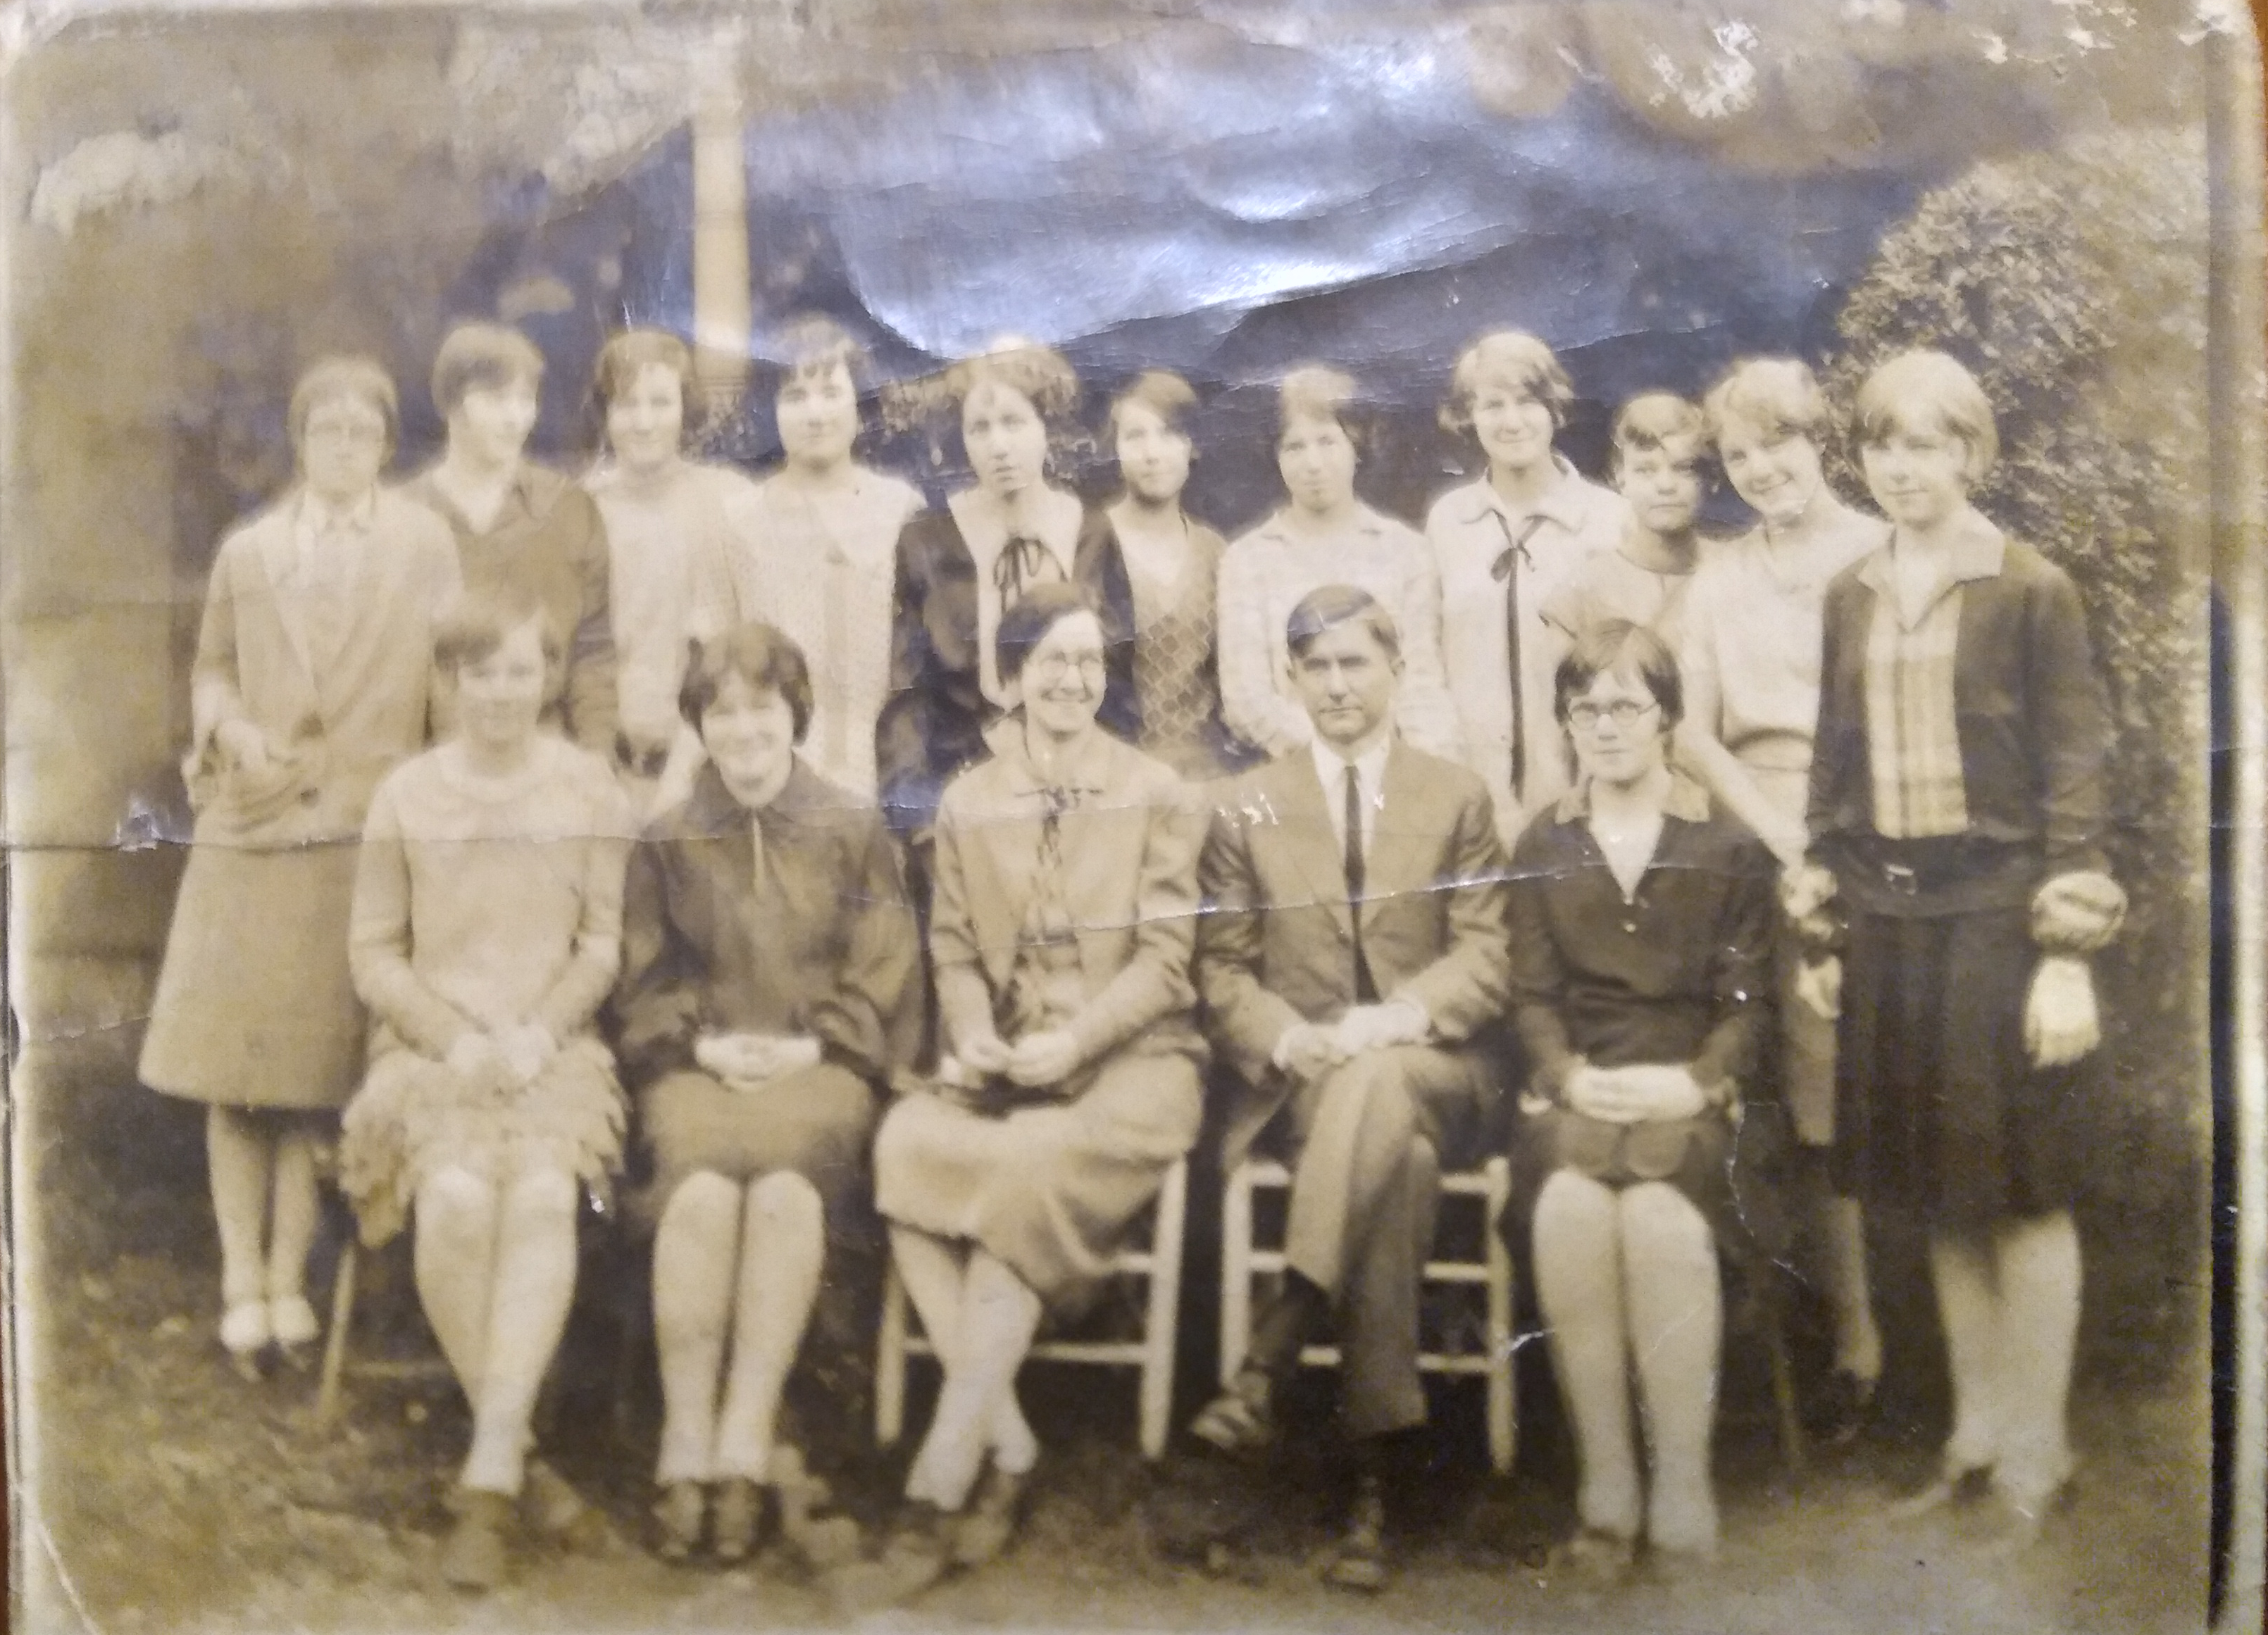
857, 586, 1206, 1602
615, 622, 921, 1567
1216, 365, 1460, 763
1426, 331, 1627, 845
697, 316, 926, 800
337, 588, 633, 1591
877, 339, 1138, 845
582, 327, 766, 810
140, 356, 461, 1374
1680, 358, 1888, 1432
407, 321, 619, 758
1104, 370, 1245, 782
1808, 350, 2122, 1536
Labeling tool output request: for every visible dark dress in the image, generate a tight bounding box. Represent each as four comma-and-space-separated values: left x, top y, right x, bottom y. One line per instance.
1808, 528, 2113, 1226
876, 501, 1139, 841
613, 758, 922, 1226
1506, 776, 1776, 1220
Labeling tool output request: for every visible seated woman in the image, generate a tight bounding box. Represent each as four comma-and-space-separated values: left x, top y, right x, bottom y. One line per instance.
1506, 620, 1774, 1578
613, 622, 922, 1567
858, 584, 1206, 1602
338, 587, 634, 1593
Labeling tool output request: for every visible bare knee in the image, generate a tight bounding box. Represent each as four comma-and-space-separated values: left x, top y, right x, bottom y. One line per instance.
417, 1167, 497, 1253
1619, 1182, 1714, 1266
504, 1166, 580, 1232
662, 1170, 742, 1236
1535, 1168, 1619, 1243
748, 1170, 823, 1230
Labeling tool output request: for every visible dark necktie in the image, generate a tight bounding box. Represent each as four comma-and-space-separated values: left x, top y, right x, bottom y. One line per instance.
1490, 512, 1548, 803
993, 533, 1062, 611
1343, 763, 1377, 1003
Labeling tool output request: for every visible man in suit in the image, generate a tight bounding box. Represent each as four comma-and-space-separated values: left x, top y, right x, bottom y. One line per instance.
1190, 584, 1512, 1591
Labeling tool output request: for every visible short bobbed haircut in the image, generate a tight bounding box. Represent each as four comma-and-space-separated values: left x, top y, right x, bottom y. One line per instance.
592, 328, 693, 415
1702, 357, 1831, 448
1853, 349, 1999, 482
1108, 370, 1198, 441
1275, 365, 1365, 454
433, 584, 561, 677
768, 313, 874, 396
1610, 391, 1708, 468
1285, 583, 1402, 663
678, 621, 815, 742
1553, 619, 1683, 732
1440, 330, 1575, 437
945, 338, 1083, 425
995, 582, 1102, 691
431, 322, 545, 418
288, 356, 399, 452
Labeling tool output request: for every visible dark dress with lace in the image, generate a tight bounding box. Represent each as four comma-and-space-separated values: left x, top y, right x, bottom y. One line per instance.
1124, 517, 1246, 783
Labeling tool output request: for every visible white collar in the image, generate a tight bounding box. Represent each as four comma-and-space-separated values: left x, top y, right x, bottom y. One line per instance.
949, 484, 1083, 575
1310, 731, 1392, 800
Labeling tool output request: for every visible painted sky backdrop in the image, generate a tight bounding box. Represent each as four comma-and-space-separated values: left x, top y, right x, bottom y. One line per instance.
456, 20, 2011, 532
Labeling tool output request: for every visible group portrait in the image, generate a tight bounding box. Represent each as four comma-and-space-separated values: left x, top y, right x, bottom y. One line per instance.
4, 2, 2245, 1631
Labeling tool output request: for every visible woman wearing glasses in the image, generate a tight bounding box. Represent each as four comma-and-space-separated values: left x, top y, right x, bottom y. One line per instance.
855, 584, 1205, 1603
1508, 620, 1774, 1579
140, 356, 461, 1376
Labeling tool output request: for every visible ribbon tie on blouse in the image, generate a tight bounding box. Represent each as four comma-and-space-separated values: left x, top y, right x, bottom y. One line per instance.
993, 532, 1066, 611
1490, 510, 1548, 801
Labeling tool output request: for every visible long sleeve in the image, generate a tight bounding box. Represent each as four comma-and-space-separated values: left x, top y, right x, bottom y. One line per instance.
1216, 541, 1311, 758
1392, 780, 1515, 1039
349, 780, 475, 1057
1064, 781, 1202, 1065
1688, 838, 1776, 1098
1806, 577, 1861, 854
1389, 540, 1464, 759
1085, 522, 1145, 748
611, 838, 704, 1085
563, 494, 621, 756
1505, 834, 1581, 1103
926, 796, 1000, 1054
2028, 566, 2112, 880
806, 817, 923, 1082
876, 523, 940, 835
1195, 806, 1307, 1087
188, 544, 249, 755
529, 777, 634, 1040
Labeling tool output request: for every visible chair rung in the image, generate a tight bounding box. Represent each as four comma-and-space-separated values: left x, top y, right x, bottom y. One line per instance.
1246, 1249, 1490, 1283
899, 1336, 1150, 1367
343, 1358, 456, 1381
1294, 1343, 1497, 1374
1239, 1165, 1500, 1199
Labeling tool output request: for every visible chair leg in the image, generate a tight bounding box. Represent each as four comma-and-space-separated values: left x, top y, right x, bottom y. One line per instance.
314, 1239, 358, 1432
1764, 1268, 1807, 1480
1219, 1161, 1254, 1390
876, 1260, 909, 1450
1138, 1159, 1188, 1461
1483, 1156, 1516, 1477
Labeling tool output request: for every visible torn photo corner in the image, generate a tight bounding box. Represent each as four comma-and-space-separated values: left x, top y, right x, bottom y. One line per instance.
3, 1, 2262, 1630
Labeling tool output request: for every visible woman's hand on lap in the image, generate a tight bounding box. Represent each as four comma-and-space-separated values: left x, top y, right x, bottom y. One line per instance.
1007, 1029, 1080, 1089
957, 1031, 1014, 1077
215, 718, 273, 775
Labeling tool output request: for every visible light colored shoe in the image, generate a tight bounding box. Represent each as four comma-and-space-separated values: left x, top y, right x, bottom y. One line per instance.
220, 1301, 270, 1377
440, 1488, 514, 1592
270, 1294, 320, 1350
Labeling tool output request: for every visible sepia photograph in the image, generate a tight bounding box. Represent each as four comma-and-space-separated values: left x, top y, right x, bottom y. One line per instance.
2, 1, 2260, 1630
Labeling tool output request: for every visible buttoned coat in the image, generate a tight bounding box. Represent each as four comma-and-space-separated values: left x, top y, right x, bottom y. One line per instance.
1196, 740, 1513, 1169
928, 722, 1207, 1072
139, 487, 463, 1108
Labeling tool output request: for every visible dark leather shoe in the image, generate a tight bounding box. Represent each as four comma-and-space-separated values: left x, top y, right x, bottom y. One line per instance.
952, 1462, 1031, 1567
440, 1489, 513, 1592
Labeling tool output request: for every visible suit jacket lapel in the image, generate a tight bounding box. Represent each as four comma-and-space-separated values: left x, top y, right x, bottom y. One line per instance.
1362, 744, 1435, 934
1270, 753, 1356, 943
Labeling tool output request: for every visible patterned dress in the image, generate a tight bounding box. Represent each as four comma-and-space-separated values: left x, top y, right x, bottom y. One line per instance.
1119, 511, 1241, 782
